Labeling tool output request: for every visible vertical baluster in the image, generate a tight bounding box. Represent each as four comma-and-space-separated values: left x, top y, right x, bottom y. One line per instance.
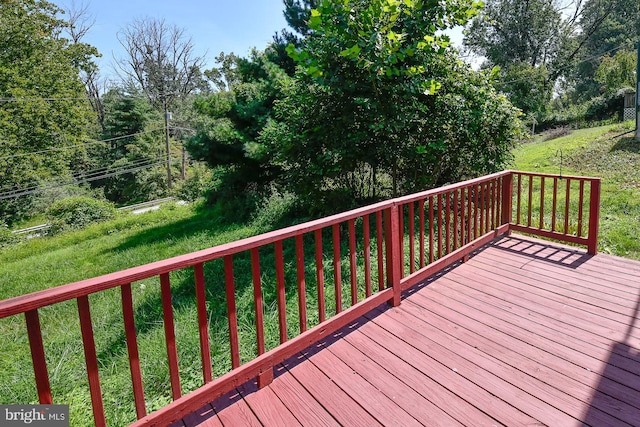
496, 178, 503, 228
332, 224, 343, 314
25, 310, 52, 405
453, 190, 459, 250
445, 192, 451, 255
376, 211, 385, 292
274, 242, 288, 343
467, 186, 473, 243
363, 215, 372, 298
437, 194, 443, 259
121, 284, 147, 419
551, 177, 558, 232
564, 178, 571, 234
193, 265, 212, 384
295, 235, 308, 332
479, 184, 485, 234
578, 180, 585, 237
474, 185, 479, 239
429, 197, 434, 264
460, 188, 466, 245
489, 181, 498, 230
250, 248, 266, 354
77, 296, 106, 427
409, 202, 415, 273
224, 256, 241, 367
487, 181, 492, 230
348, 220, 358, 306
539, 177, 545, 229
313, 230, 326, 323
419, 199, 425, 268
398, 204, 405, 277
527, 176, 533, 227
517, 174, 522, 224
160, 273, 181, 400
253, 247, 272, 388
384, 206, 401, 307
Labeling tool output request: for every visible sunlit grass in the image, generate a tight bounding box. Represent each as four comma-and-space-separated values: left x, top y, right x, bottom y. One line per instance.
512, 120, 640, 258
0, 200, 388, 425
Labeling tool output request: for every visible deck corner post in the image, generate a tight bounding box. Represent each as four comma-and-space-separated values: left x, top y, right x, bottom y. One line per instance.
587, 178, 601, 255
384, 204, 402, 307
501, 172, 513, 227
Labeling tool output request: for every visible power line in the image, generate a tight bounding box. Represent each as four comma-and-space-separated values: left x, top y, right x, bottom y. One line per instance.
0, 93, 149, 103
0, 128, 164, 161
0, 155, 167, 194
496, 41, 636, 86
0, 159, 169, 200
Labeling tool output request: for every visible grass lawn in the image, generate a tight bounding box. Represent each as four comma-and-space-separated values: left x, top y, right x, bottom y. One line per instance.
512, 120, 640, 259
1, 120, 639, 425
0, 203, 264, 425
0, 199, 375, 425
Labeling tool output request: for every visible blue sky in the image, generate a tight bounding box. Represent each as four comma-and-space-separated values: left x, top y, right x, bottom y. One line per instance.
52, 0, 468, 78
53, 0, 290, 76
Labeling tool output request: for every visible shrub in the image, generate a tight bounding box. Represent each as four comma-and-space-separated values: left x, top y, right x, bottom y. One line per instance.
45, 196, 117, 234
174, 163, 215, 202
0, 221, 19, 248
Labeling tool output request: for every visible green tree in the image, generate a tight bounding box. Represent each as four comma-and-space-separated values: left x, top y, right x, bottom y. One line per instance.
187, 49, 289, 203
261, 0, 522, 212
86, 87, 169, 203
464, 0, 622, 115
595, 49, 637, 95
0, 0, 98, 224
572, 0, 639, 100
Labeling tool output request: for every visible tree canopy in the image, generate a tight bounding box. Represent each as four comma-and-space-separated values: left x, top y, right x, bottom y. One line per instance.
257, 0, 523, 212
0, 0, 98, 224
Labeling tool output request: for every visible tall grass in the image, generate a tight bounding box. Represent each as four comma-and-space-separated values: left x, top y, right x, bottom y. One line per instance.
0, 198, 389, 425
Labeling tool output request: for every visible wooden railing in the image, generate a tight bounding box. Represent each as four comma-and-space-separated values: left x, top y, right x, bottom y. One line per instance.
0, 171, 601, 426
510, 171, 601, 254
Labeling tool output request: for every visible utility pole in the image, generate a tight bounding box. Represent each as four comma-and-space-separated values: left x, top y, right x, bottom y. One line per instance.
163, 97, 172, 189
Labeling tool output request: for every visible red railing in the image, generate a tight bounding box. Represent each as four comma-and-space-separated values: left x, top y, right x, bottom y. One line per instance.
0, 171, 600, 426
510, 171, 601, 254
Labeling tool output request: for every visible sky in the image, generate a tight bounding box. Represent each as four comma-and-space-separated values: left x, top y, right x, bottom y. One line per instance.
52, 0, 467, 79
52, 0, 291, 78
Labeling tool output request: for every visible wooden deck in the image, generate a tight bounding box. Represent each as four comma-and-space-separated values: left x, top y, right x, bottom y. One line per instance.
179, 234, 640, 426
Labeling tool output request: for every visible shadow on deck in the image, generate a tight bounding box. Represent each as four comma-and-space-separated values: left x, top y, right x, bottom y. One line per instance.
179, 234, 640, 427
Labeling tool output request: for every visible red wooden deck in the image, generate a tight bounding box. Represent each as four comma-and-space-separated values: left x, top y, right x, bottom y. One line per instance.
178, 235, 640, 427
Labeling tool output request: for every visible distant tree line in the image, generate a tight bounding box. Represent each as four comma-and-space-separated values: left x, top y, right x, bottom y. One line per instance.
2, 0, 635, 227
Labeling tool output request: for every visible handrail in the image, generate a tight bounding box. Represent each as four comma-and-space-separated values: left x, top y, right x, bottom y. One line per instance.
0, 171, 601, 426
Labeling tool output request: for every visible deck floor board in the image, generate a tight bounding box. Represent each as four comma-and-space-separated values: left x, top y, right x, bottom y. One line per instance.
181, 235, 640, 427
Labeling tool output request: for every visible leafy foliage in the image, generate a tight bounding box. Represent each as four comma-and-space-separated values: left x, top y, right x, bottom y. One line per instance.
187, 49, 290, 201
260, 0, 522, 213
572, 0, 639, 101
595, 49, 637, 95
0, 221, 19, 248
0, 0, 98, 224
45, 196, 117, 234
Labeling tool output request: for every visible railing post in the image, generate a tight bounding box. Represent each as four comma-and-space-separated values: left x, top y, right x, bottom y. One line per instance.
384, 204, 402, 307
587, 178, 601, 255
501, 173, 513, 228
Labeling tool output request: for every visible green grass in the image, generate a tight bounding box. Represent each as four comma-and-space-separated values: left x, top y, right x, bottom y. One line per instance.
0, 199, 385, 425
3, 120, 640, 425
512, 120, 640, 258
